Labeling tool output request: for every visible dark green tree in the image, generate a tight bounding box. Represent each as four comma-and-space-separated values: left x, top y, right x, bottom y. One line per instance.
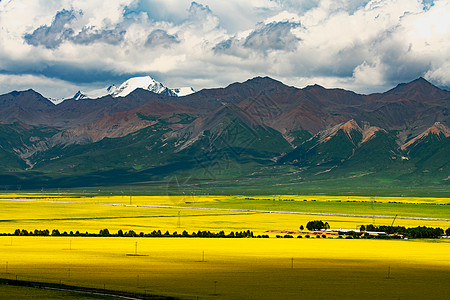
99, 228, 110, 236
306, 220, 330, 231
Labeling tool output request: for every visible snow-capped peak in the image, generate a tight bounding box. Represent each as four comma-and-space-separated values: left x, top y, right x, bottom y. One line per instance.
111, 76, 175, 97
68, 75, 195, 103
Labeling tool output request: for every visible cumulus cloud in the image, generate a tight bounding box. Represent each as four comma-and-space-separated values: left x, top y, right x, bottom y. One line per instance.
0, 0, 449, 98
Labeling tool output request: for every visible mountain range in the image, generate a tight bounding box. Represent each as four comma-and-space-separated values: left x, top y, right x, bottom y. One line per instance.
0, 76, 448, 192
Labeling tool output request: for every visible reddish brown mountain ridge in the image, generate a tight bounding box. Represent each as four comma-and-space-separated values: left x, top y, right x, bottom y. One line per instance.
0, 76, 448, 188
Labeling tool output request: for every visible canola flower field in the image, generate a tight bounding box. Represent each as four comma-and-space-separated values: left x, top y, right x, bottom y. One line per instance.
1, 237, 449, 299
0, 193, 448, 234
0, 193, 449, 299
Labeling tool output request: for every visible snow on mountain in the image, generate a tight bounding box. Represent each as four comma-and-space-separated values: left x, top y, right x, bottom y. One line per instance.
172, 87, 196, 97
74, 85, 117, 100
70, 76, 195, 102
48, 97, 66, 105
111, 76, 175, 97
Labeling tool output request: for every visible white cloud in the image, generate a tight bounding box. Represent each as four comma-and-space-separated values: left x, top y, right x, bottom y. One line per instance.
0, 0, 449, 98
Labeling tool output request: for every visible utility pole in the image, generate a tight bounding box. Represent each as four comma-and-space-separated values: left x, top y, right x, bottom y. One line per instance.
371, 197, 375, 224
391, 214, 398, 226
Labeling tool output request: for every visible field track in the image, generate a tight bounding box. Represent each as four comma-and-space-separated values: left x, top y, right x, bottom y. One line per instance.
0, 278, 170, 299
1, 198, 449, 222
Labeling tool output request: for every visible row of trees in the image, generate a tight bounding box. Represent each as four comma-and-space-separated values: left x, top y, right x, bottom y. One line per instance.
7, 225, 450, 239
361, 224, 447, 239
300, 221, 449, 239
7, 229, 266, 238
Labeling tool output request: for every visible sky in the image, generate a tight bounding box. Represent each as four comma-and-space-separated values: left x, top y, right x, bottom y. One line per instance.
0, 0, 449, 99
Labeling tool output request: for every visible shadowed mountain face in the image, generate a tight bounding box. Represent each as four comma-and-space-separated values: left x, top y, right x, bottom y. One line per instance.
0, 77, 448, 189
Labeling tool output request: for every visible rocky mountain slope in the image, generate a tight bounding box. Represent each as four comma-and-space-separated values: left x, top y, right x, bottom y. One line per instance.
0, 77, 448, 189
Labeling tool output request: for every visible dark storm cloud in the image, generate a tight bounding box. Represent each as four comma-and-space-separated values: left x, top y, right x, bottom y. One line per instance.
71, 27, 126, 45
243, 21, 300, 52
213, 21, 301, 55
25, 9, 126, 48
145, 29, 179, 48
212, 39, 233, 53
0, 61, 132, 84
24, 9, 77, 49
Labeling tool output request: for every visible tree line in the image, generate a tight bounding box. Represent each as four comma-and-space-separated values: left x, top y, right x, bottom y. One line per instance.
4, 229, 269, 238
4, 225, 449, 239
360, 224, 448, 239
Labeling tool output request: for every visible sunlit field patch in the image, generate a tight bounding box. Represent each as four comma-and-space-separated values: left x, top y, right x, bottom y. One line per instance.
1, 237, 449, 299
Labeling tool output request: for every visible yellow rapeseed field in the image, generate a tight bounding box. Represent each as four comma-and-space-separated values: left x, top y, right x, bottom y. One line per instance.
0, 193, 449, 299
0, 197, 448, 235
0, 237, 449, 299
0, 193, 449, 234
1, 193, 449, 205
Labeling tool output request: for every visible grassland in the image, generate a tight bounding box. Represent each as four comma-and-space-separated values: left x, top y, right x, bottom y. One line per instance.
0, 283, 118, 300
0, 193, 449, 299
